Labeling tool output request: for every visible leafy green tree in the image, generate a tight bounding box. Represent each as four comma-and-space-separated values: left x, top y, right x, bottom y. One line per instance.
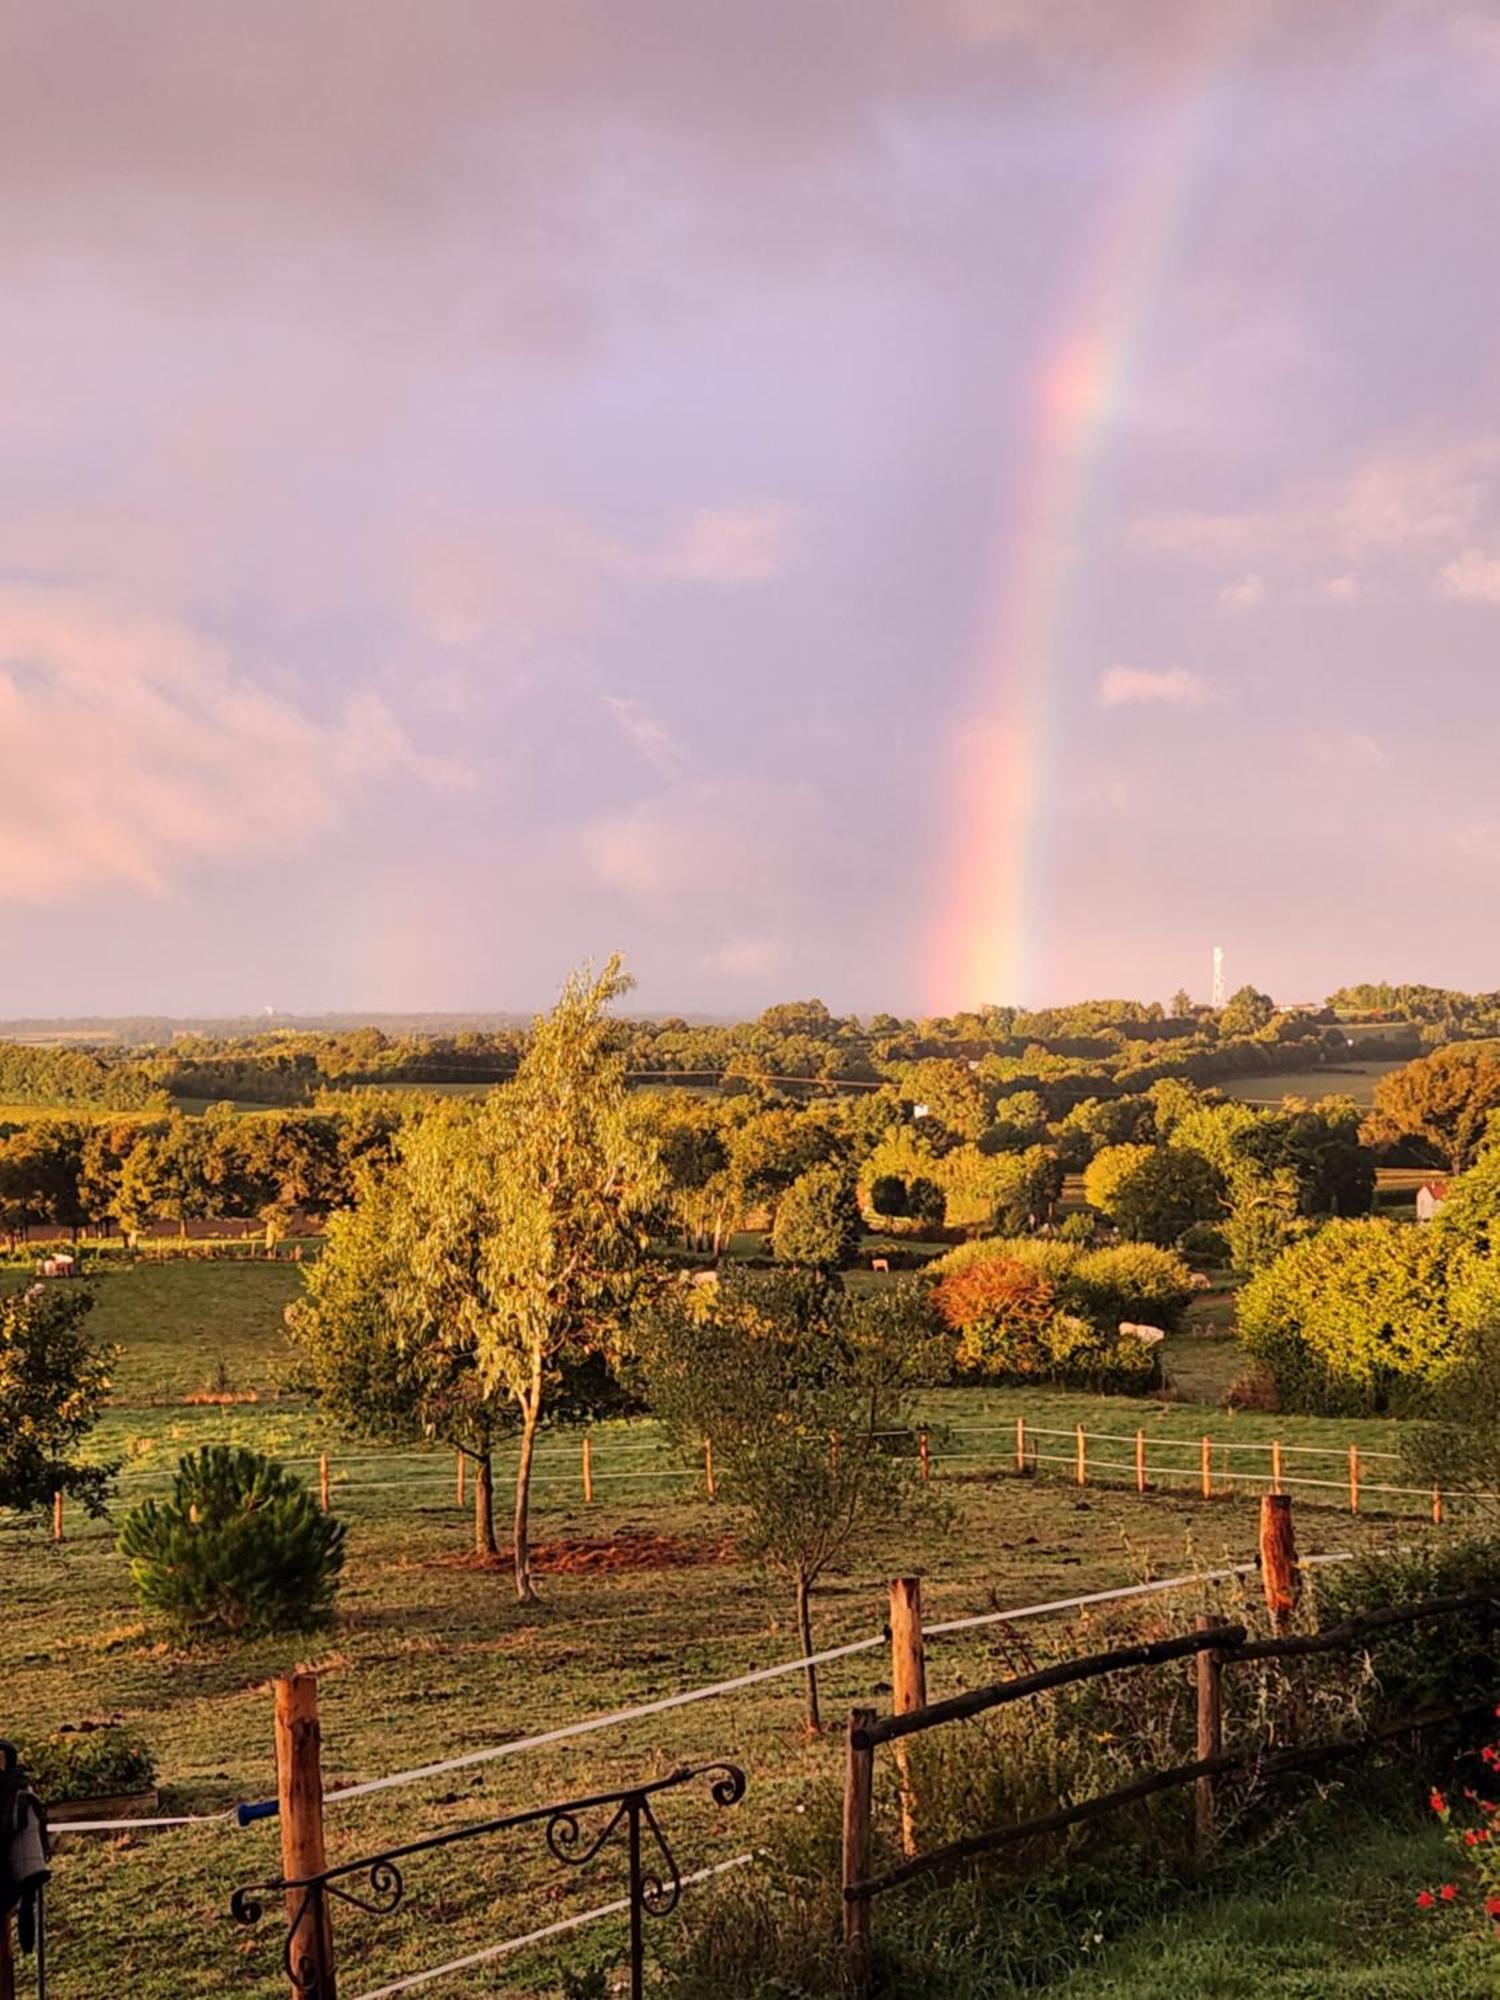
1083, 1144, 1220, 1244
1400, 1279, 1500, 1501
119, 1446, 344, 1638
636, 1271, 940, 1730
289, 1166, 518, 1555
867, 1172, 910, 1219
981, 1091, 1047, 1152
404, 960, 664, 1601
0, 1287, 116, 1519
1433, 1145, 1500, 1256
942, 1143, 1060, 1232
727, 1108, 844, 1213
772, 1162, 862, 1272
894, 1059, 991, 1142
1054, 1094, 1156, 1169
1223, 1164, 1303, 1273
1219, 985, 1275, 1037
1363, 1043, 1500, 1171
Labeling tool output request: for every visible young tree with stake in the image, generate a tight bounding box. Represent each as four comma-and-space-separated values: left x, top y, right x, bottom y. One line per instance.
637, 1269, 943, 1731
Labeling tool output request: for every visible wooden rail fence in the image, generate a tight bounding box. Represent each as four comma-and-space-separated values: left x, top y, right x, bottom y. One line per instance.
62, 1409, 1488, 1544
840, 1495, 1496, 1988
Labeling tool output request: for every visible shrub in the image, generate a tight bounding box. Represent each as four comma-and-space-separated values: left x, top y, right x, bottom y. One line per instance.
1236, 1219, 1474, 1414
21, 1725, 156, 1801
1314, 1538, 1500, 1722
1056, 1210, 1098, 1245
1069, 1243, 1195, 1332
933, 1257, 1156, 1391
1180, 1221, 1230, 1264
119, 1445, 345, 1639
927, 1235, 1081, 1286
933, 1258, 1057, 1375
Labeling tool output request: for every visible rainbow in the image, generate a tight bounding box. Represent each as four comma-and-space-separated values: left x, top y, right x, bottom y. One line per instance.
926, 49, 1243, 1015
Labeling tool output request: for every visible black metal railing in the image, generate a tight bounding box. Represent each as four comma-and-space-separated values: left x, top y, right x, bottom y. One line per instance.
230, 1760, 746, 2000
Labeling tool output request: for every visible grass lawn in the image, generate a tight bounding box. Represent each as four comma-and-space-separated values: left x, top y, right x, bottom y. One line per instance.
1051, 1814, 1498, 1998
4, 1257, 1483, 1997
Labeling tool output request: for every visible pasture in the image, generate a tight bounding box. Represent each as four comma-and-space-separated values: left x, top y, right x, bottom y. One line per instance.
4, 1259, 1477, 1997
1227, 1061, 1405, 1107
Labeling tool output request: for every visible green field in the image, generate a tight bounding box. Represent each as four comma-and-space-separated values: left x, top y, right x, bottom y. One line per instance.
1227, 1061, 1406, 1107
4, 1259, 1479, 1997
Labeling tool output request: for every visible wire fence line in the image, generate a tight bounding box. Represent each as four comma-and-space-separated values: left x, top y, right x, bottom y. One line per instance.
51, 1552, 1365, 1839
51, 1406, 1491, 1553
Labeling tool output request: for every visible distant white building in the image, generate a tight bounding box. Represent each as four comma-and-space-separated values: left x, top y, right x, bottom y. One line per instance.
1416, 1180, 1450, 1223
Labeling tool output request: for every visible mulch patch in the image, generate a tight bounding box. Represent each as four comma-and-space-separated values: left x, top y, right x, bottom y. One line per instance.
440, 1527, 736, 1576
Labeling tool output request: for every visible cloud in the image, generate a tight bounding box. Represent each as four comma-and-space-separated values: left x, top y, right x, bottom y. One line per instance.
0, 584, 458, 903
1321, 574, 1360, 603
1218, 573, 1265, 613
701, 935, 790, 979
1134, 439, 1500, 571
1295, 729, 1388, 771
1097, 666, 1215, 709
603, 694, 688, 778
642, 504, 802, 587
1436, 548, 1500, 603
579, 776, 842, 917
404, 500, 800, 653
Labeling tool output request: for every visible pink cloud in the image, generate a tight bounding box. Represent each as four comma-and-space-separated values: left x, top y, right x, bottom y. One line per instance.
1097, 666, 1215, 709
1437, 548, 1500, 603
0, 585, 459, 903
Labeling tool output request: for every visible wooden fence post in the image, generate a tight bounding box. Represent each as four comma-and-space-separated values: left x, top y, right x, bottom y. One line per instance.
1135, 1430, 1146, 1495
456, 1453, 466, 1510
1348, 1444, 1360, 1515
318, 1454, 330, 1514
889, 1578, 927, 1858
703, 1436, 716, 1500
1075, 1425, 1087, 1487
1433, 1485, 1444, 1527
1194, 1613, 1226, 1859
274, 1673, 336, 2000
1200, 1435, 1212, 1500
918, 1431, 931, 1484
1015, 1416, 1026, 1472
0, 1906, 14, 2000
842, 1707, 876, 1993
581, 1434, 594, 1505
1271, 1439, 1284, 1495
52, 1489, 63, 1543
1259, 1492, 1301, 1636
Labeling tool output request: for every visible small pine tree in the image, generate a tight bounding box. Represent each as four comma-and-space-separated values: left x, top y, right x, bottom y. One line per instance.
119, 1446, 345, 1639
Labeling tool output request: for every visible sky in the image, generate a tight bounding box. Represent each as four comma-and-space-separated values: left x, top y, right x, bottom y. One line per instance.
3, 0, 1499, 1019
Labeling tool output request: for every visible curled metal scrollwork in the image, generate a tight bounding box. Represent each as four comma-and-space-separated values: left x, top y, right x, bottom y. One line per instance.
546, 1799, 628, 1870
227, 1754, 748, 1995
325, 1858, 405, 1918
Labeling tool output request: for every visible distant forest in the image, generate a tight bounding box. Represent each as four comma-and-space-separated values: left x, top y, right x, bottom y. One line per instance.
1, 981, 1496, 1116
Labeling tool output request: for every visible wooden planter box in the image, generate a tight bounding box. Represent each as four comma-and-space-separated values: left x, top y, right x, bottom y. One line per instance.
47, 1789, 159, 1824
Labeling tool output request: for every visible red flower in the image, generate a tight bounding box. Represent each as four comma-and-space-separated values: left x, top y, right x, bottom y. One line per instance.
1440, 1884, 1458, 1902
1465, 1830, 1479, 1846
1485, 1894, 1500, 1918
1416, 1891, 1435, 1909
1430, 1789, 1448, 1814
